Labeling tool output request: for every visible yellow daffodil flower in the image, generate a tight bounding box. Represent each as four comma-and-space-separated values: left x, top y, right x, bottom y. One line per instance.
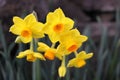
44, 49, 56, 60
67, 51, 93, 68
37, 42, 58, 60
43, 8, 74, 43
58, 29, 88, 55
37, 42, 63, 60
9, 13, 44, 43
16, 49, 45, 62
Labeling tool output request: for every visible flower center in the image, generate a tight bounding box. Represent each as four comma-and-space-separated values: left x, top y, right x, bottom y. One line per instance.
44, 50, 55, 60
53, 24, 64, 33
76, 59, 86, 68
67, 44, 78, 52
27, 54, 36, 62
21, 30, 32, 37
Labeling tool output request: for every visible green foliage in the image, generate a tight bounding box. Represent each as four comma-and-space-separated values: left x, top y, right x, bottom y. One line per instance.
0, 23, 16, 80
0, 23, 32, 80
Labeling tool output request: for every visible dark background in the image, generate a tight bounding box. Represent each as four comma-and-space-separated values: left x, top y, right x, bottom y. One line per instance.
0, 0, 120, 46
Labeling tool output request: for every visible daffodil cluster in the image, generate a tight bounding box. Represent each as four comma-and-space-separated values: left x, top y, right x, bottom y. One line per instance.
9, 8, 93, 77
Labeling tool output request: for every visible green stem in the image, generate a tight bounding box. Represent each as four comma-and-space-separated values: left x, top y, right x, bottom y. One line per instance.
32, 38, 41, 80
30, 39, 34, 51
61, 55, 65, 66
34, 38, 39, 51
74, 51, 78, 57
51, 43, 56, 48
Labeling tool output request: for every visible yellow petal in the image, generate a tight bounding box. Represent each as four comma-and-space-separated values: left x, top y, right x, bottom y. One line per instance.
30, 22, 45, 38
16, 52, 27, 58
55, 52, 63, 60
56, 44, 70, 56
33, 53, 46, 61
20, 35, 32, 43
60, 29, 79, 45
9, 25, 24, 35
75, 59, 86, 68
24, 13, 37, 25
46, 8, 65, 23
42, 23, 53, 35
48, 33, 60, 43
54, 8, 65, 19
12, 16, 26, 34
78, 35, 88, 42
56, 44, 67, 60
62, 17, 74, 30
37, 42, 50, 52
67, 58, 86, 68
13, 16, 24, 24
67, 58, 76, 67
77, 51, 93, 60
58, 65, 66, 77
46, 12, 59, 23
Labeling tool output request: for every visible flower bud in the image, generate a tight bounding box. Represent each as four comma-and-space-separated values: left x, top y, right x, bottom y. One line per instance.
58, 65, 66, 77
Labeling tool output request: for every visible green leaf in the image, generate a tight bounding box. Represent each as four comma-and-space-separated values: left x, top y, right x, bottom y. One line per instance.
0, 22, 7, 54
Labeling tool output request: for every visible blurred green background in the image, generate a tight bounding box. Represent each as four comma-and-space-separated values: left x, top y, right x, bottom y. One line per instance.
0, 0, 120, 80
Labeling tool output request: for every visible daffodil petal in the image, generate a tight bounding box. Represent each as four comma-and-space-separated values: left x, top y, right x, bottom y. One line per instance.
77, 51, 86, 57
62, 17, 74, 30
67, 58, 86, 68
24, 13, 36, 25
55, 8, 65, 20
30, 22, 45, 38
20, 35, 32, 43
78, 35, 88, 42
13, 16, 24, 24
47, 12, 59, 22
77, 51, 93, 60
75, 59, 86, 68
48, 33, 60, 43
84, 53, 93, 59
37, 42, 50, 52
33, 53, 46, 60
55, 53, 63, 60
9, 25, 24, 35
10, 17, 26, 35
16, 52, 27, 58
67, 58, 76, 67
56, 44, 70, 56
